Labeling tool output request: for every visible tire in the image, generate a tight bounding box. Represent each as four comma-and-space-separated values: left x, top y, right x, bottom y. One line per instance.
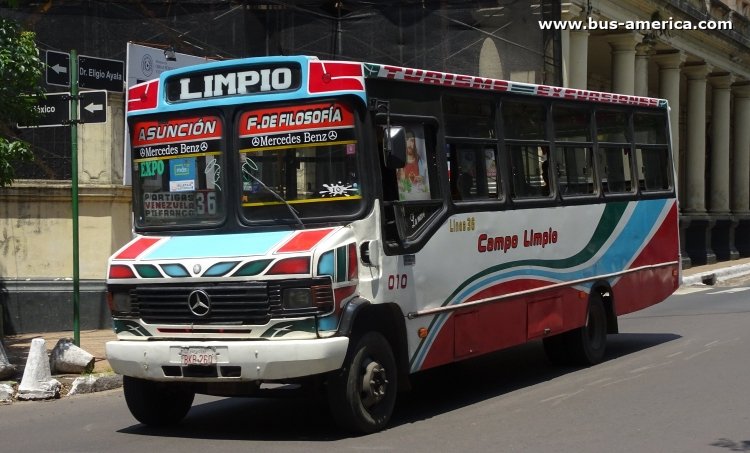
567, 294, 608, 365
123, 376, 195, 426
327, 332, 398, 434
543, 294, 607, 366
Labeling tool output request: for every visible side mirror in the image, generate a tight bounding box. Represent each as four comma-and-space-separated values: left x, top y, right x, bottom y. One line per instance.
383, 126, 406, 169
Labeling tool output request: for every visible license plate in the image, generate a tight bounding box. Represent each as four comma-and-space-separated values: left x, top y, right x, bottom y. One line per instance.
180, 347, 216, 366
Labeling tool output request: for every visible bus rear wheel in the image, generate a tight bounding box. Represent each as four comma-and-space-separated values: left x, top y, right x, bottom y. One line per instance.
123, 376, 195, 426
326, 331, 398, 434
543, 294, 607, 366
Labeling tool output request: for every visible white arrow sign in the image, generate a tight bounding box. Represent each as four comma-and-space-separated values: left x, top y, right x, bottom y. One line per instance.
51, 64, 67, 74
84, 102, 103, 114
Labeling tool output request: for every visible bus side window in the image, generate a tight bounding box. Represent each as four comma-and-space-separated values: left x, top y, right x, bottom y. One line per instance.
448, 143, 499, 201
634, 111, 672, 192
596, 109, 634, 194
598, 146, 633, 193
509, 145, 551, 198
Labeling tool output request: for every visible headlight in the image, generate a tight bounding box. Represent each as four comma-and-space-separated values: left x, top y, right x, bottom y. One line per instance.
107, 291, 133, 315
282, 288, 312, 309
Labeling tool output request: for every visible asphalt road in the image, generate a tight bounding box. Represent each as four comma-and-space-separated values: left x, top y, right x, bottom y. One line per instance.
1, 282, 749, 453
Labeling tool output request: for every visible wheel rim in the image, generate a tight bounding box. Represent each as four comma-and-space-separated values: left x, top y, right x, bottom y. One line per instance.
360, 358, 388, 408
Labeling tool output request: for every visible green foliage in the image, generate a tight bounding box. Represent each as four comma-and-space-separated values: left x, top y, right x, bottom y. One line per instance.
0, 17, 44, 187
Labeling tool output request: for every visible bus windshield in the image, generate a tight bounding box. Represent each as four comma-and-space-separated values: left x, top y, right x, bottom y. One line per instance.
130, 114, 226, 228
237, 101, 363, 223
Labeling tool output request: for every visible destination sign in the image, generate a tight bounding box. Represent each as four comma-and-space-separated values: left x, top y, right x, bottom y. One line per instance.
238, 102, 355, 152
131, 115, 223, 161
165, 63, 301, 102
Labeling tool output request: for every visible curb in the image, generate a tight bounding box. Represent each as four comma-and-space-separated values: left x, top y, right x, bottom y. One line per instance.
681, 263, 750, 287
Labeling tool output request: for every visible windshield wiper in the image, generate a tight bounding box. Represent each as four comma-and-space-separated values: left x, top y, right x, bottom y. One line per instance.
245, 173, 305, 230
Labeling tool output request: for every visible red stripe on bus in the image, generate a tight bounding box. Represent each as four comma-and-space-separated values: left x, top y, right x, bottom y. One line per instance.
127, 79, 159, 112
276, 228, 335, 253
114, 237, 161, 260
308, 61, 365, 93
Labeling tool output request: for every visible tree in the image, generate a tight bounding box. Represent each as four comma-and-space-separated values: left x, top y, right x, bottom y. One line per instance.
0, 17, 44, 187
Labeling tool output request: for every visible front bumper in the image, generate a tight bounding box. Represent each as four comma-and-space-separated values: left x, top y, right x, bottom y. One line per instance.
106, 337, 349, 382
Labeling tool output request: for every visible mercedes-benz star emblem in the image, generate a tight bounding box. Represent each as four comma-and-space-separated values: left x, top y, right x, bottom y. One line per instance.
187, 289, 211, 317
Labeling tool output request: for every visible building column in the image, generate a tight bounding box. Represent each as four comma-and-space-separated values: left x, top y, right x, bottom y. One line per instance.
731, 84, 750, 256
709, 74, 738, 260
682, 63, 715, 265
606, 33, 642, 95
652, 51, 687, 266
560, 5, 583, 88
568, 29, 589, 90
634, 43, 652, 97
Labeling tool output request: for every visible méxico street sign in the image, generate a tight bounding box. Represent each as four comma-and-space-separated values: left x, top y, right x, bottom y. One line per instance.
16, 91, 109, 128
16, 92, 70, 128
78, 54, 125, 92
46, 50, 70, 87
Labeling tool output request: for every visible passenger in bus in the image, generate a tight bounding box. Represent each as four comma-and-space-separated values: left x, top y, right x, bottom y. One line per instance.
458, 171, 474, 199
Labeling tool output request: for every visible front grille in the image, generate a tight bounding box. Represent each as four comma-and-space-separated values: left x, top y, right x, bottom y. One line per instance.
133, 282, 270, 325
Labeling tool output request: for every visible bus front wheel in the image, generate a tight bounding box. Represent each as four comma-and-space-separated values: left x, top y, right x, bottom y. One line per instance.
123, 376, 195, 426
326, 331, 398, 434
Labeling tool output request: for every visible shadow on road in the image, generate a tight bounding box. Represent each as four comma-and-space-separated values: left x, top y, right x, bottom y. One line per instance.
711, 438, 750, 452
118, 331, 680, 441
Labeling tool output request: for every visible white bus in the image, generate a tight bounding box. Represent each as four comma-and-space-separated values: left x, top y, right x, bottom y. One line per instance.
106, 55, 680, 433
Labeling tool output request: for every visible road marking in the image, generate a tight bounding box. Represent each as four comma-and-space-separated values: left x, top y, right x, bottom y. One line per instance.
630, 361, 673, 374
683, 349, 711, 361
600, 374, 643, 388
541, 389, 584, 406
667, 351, 683, 358
706, 287, 750, 295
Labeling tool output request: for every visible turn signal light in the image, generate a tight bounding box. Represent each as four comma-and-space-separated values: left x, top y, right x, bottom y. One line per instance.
109, 265, 136, 279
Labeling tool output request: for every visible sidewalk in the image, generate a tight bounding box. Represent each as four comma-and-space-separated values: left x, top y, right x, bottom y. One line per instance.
680, 256, 750, 286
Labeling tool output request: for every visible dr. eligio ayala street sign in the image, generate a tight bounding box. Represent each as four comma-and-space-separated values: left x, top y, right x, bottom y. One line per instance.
45, 50, 125, 93
78, 55, 124, 92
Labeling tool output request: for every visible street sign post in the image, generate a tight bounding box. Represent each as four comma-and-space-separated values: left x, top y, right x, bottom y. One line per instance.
46, 50, 70, 87
16, 92, 71, 128
78, 54, 125, 92
78, 90, 108, 124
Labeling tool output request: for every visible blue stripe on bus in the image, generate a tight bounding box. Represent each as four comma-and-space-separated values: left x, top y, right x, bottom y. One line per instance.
451, 199, 668, 305
143, 231, 292, 260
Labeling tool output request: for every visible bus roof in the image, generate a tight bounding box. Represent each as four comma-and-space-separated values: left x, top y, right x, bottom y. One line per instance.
126, 55, 669, 115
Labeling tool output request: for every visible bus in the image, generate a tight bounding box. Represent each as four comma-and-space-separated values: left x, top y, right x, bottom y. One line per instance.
106, 55, 680, 433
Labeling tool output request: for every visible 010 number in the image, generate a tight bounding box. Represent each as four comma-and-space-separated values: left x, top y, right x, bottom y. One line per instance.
387, 274, 407, 290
